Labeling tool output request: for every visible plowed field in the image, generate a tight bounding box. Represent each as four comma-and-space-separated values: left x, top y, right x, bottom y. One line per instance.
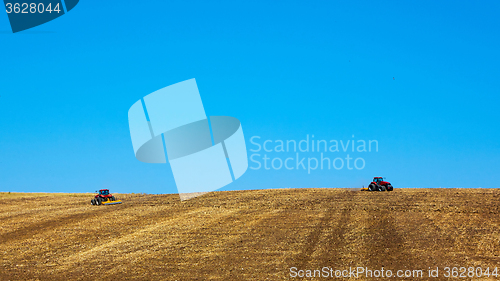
1, 188, 499, 280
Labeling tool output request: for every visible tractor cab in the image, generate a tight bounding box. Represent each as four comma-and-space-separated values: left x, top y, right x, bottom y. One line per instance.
99, 189, 110, 196
373, 177, 383, 184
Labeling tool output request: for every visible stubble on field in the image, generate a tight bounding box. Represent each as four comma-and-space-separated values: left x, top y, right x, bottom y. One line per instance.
0, 188, 499, 280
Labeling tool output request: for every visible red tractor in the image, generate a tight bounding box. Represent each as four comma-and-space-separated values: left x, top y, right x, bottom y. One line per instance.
91, 189, 121, 205
362, 177, 394, 191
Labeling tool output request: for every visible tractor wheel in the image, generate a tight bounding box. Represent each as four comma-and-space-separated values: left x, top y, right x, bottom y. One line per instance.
91, 199, 95, 205
368, 184, 376, 191
111, 196, 116, 201
387, 184, 393, 191
380, 185, 386, 191
96, 197, 102, 205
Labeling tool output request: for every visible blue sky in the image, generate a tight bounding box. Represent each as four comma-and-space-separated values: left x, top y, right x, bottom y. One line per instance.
0, 0, 499, 193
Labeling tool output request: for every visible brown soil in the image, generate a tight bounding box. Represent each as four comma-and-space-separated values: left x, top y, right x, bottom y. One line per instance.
0, 188, 499, 280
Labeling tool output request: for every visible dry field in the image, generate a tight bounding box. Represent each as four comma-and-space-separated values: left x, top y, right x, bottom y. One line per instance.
0, 188, 499, 280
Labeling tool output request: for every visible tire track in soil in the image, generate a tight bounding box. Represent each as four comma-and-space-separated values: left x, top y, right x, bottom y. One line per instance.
4, 205, 219, 281
293, 190, 354, 271
0, 210, 107, 244
0, 197, 89, 221
316, 203, 353, 268
206, 209, 289, 280
361, 191, 426, 279
88, 208, 266, 281
0, 202, 182, 250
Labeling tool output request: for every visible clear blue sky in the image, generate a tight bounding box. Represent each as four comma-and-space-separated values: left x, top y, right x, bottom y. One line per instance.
1, 0, 499, 193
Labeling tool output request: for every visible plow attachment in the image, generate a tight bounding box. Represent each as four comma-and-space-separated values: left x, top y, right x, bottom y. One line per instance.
102, 200, 122, 205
